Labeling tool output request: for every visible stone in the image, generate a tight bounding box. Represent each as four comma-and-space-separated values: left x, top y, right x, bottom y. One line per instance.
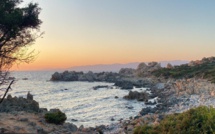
0, 93, 39, 113
78, 125, 84, 130
123, 91, 149, 102
19, 118, 28, 122
126, 106, 134, 109
36, 126, 46, 134
63, 123, 78, 132
71, 119, 78, 122
139, 107, 156, 116
166, 63, 173, 69
27, 92, 33, 100
28, 122, 36, 127
93, 85, 109, 90
127, 125, 134, 131
39, 108, 48, 113
145, 101, 156, 105
14, 126, 21, 131
50, 72, 62, 81
119, 68, 135, 77
136, 62, 161, 77
7, 94, 12, 99
114, 80, 133, 89
49, 109, 61, 113
155, 83, 165, 89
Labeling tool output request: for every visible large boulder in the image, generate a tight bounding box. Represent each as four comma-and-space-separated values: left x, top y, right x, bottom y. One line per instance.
135, 62, 161, 77
51, 72, 62, 81
123, 91, 149, 101
166, 63, 173, 69
114, 80, 134, 89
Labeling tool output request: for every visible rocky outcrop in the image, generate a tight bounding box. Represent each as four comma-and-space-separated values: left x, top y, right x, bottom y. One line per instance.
123, 91, 149, 102
188, 56, 215, 66
114, 78, 153, 89
51, 71, 121, 82
114, 80, 134, 89
50, 71, 155, 89
136, 62, 161, 77
93, 85, 110, 90
119, 68, 135, 77
0, 93, 40, 113
166, 63, 173, 69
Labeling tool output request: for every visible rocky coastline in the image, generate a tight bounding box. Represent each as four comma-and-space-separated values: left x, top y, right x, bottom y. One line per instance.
1, 77, 213, 133
50, 61, 162, 89
2, 57, 215, 133
2, 78, 215, 133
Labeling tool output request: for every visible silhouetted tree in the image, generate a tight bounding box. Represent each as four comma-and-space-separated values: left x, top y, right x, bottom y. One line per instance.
0, 0, 42, 102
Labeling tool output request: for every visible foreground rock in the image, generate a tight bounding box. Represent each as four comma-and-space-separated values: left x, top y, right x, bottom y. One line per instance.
0, 93, 102, 134
0, 92, 40, 113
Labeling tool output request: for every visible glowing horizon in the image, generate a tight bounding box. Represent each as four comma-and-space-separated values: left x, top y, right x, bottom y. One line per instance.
12, 0, 215, 71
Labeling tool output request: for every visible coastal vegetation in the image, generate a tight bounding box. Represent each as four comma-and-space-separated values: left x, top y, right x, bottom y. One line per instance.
152, 57, 215, 83
134, 106, 215, 134
45, 111, 67, 125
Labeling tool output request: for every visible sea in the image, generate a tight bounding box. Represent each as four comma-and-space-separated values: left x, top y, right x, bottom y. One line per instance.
7, 71, 148, 127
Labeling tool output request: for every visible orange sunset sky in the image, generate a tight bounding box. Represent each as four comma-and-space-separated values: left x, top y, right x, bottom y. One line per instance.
12, 0, 215, 71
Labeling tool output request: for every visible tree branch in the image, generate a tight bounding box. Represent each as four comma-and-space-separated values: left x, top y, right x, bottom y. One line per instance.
0, 80, 14, 104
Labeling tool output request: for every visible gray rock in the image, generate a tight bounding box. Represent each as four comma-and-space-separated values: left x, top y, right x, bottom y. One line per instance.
119, 68, 135, 77
0, 93, 39, 113
39, 108, 48, 113
124, 91, 149, 102
36, 126, 46, 134
93, 85, 109, 90
139, 107, 156, 116
114, 80, 133, 89
115, 96, 119, 99
28, 122, 36, 127
155, 83, 165, 89
63, 123, 78, 132
49, 109, 61, 113
7, 94, 12, 99
14, 126, 21, 131
111, 118, 115, 121
78, 125, 84, 130
19, 118, 28, 122
50, 72, 62, 81
27, 92, 33, 100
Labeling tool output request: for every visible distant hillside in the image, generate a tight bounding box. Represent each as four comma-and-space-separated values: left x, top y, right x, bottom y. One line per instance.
68, 60, 189, 72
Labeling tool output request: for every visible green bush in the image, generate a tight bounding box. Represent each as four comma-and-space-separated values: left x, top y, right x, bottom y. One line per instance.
45, 111, 67, 125
134, 106, 215, 134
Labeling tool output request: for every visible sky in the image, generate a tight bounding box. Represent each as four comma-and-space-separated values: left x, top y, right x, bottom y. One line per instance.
12, 0, 215, 71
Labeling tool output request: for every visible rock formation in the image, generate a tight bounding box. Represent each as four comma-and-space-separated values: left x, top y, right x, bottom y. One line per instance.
136, 62, 161, 77
123, 91, 149, 102
0, 93, 40, 113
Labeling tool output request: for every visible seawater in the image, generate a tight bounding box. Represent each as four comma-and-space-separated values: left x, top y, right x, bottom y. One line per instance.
8, 71, 146, 127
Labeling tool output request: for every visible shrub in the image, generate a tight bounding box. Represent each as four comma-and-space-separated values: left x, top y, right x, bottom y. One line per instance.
152, 62, 215, 83
45, 111, 67, 125
134, 106, 215, 134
